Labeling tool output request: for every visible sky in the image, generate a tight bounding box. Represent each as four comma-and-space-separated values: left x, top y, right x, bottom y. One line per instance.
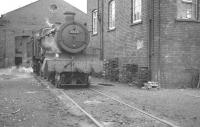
0, 0, 87, 15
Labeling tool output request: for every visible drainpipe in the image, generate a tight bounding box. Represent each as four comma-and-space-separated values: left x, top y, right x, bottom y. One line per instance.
98, 0, 104, 60
98, 0, 100, 58
101, 0, 104, 60
3, 29, 6, 67
98, 0, 100, 18
157, 0, 161, 83
148, 0, 153, 81
148, 0, 161, 82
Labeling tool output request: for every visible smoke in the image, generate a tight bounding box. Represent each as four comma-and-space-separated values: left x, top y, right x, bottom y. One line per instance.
42, 18, 61, 53
13, 66, 33, 73
42, 35, 60, 53
45, 18, 53, 27
0, 66, 33, 80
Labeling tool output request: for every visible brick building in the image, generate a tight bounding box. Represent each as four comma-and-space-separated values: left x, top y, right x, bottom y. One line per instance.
0, 0, 87, 67
87, 0, 200, 88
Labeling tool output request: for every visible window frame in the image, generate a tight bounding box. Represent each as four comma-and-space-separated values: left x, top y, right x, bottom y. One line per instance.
176, 0, 199, 21
92, 9, 98, 35
108, 0, 116, 30
131, 0, 142, 24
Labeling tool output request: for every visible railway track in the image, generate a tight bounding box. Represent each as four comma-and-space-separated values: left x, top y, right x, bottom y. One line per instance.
64, 88, 180, 127
35, 77, 100, 127
36, 76, 179, 127
89, 88, 179, 127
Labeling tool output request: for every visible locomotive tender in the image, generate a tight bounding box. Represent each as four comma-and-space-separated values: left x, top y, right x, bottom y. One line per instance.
32, 12, 96, 88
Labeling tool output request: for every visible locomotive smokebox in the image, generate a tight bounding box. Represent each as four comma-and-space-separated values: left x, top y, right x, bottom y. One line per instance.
64, 11, 75, 24
56, 11, 89, 53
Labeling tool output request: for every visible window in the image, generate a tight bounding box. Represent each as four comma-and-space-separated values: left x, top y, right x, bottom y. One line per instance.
92, 10, 98, 35
108, 0, 115, 30
177, 0, 197, 20
132, 0, 142, 23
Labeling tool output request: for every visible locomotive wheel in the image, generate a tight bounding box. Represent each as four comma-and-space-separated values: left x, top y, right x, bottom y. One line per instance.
85, 75, 90, 87
85, 83, 90, 88
81, 74, 90, 88
55, 73, 61, 88
55, 80, 61, 88
50, 72, 56, 85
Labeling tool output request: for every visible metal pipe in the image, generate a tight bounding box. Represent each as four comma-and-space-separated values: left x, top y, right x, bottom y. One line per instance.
148, 0, 152, 81
98, 0, 100, 16
98, 0, 101, 59
100, 0, 104, 60
98, 0, 104, 60
3, 29, 6, 67
158, 0, 161, 83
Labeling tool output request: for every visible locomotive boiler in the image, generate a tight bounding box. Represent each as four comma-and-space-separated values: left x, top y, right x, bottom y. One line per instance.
32, 12, 95, 88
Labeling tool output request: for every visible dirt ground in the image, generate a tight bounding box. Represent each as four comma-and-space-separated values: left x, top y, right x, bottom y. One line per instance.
0, 68, 96, 127
1, 67, 200, 127
90, 78, 200, 127
65, 88, 170, 127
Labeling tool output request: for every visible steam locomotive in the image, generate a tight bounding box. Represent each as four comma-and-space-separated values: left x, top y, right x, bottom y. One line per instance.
32, 12, 96, 88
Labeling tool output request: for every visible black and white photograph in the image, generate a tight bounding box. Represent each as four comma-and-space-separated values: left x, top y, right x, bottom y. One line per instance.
0, 0, 200, 127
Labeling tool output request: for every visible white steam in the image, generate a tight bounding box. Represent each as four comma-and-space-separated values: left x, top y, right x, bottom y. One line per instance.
42, 18, 61, 53
0, 66, 33, 80
42, 34, 60, 53
45, 18, 53, 27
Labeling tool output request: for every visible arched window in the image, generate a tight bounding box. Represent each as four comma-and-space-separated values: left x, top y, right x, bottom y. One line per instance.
132, 0, 142, 23
92, 9, 98, 35
108, 0, 115, 30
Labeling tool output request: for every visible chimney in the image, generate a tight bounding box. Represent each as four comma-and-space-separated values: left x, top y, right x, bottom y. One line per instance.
64, 11, 75, 24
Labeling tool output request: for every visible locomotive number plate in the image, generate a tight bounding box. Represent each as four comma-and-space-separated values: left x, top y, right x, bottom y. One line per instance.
69, 28, 80, 35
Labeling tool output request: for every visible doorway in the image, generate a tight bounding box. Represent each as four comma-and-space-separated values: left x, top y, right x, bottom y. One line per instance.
15, 57, 22, 66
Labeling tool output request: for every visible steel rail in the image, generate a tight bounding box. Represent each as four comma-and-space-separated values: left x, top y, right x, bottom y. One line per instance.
36, 77, 104, 127
60, 91, 104, 127
36, 76, 179, 127
90, 88, 179, 127
184, 93, 200, 98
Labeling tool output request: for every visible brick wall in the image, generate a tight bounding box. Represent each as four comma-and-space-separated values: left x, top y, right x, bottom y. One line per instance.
1, 0, 88, 67
88, 0, 200, 88
159, 0, 200, 88
0, 29, 6, 67
87, 0, 101, 57
5, 30, 15, 67
0, 29, 15, 67
103, 0, 148, 67
87, 0, 149, 66
5, 0, 88, 30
